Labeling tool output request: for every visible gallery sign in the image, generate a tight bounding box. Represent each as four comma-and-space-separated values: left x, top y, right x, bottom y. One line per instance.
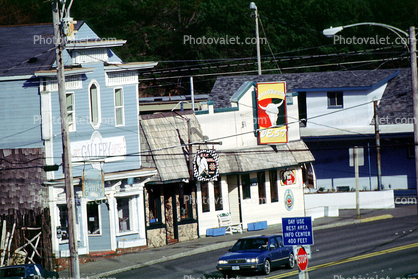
82, 168, 105, 200
256, 82, 288, 144
193, 149, 219, 181
71, 131, 126, 169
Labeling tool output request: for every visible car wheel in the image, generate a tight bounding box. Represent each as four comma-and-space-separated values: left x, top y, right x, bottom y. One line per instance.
262, 259, 271, 275
286, 252, 295, 269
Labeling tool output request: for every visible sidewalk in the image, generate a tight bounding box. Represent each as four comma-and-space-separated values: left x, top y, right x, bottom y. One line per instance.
59, 205, 417, 279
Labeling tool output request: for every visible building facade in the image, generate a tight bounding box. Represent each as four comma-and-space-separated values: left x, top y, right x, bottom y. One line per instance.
0, 21, 158, 258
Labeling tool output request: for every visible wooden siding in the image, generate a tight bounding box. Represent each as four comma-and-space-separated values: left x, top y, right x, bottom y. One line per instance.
50, 62, 141, 178
0, 80, 43, 149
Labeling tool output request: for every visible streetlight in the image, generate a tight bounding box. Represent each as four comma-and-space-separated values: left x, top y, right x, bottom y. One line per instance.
323, 23, 418, 213
250, 2, 261, 75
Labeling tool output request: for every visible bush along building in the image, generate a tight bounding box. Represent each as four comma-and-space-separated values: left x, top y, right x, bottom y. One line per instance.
0, 21, 158, 263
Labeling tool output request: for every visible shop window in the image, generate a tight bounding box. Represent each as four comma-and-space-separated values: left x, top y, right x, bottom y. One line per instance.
87, 202, 101, 235
117, 197, 131, 232
258, 172, 266, 204
327, 91, 343, 108
179, 184, 193, 220
241, 174, 251, 199
270, 170, 278, 202
66, 92, 75, 132
201, 182, 210, 212
57, 204, 69, 241
214, 180, 223, 211
114, 88, 125, 126
148, 186, 162, 224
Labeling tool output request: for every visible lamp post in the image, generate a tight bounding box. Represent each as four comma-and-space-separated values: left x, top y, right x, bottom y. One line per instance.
323, 23, 418, 213
250, 2, 262, 75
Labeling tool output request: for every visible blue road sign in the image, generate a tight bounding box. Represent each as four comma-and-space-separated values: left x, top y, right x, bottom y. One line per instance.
282, 217, 313, 246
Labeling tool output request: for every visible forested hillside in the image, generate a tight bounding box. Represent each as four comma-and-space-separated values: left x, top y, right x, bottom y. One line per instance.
1, 0, 418, 95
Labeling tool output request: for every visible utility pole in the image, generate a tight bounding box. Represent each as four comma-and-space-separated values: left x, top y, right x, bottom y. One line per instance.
410, 26, 418, 217
52, 1, 79, 278
250, 2, 261, 75
373, 99, 382, 191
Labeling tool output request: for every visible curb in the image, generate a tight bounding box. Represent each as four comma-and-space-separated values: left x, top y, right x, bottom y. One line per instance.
86, 214, 394, 279
87, 240, 237, 279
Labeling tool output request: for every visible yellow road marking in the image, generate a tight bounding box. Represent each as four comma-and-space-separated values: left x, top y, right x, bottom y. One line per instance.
268, 242, 418, 279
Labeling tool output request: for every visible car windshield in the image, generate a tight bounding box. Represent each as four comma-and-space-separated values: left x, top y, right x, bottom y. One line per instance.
230, 238, 269, 251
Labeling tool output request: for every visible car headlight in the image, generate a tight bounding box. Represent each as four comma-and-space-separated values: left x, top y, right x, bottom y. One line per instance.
246, 258, 259, 263
218, 260, 228, 265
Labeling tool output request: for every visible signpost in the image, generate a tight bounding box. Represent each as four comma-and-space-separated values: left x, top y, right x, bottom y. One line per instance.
297, 247, 309, 279
282, 217, 313, 279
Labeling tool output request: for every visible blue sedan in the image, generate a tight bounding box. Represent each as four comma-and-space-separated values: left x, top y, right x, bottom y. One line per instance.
216, 234, 295, 276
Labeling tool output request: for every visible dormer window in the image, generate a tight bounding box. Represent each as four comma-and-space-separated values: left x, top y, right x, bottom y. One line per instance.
89, 80, 101, 129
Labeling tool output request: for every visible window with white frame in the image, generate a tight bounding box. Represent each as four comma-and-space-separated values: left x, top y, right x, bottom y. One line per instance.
114, 88, 125, 126
89, 81, 101, 129
87, 202, 101, 235
327, 91, 343, 108
66, 92, 75, 132
116, 196, 138, 233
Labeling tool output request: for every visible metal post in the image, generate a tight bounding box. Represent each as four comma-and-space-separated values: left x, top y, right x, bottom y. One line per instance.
190, 76, 195, 111
52, 1, 79, 278
409, 26, 418, 217
354, 146, 361, 219
254, 7, 261, 75
373, 100, 382, 190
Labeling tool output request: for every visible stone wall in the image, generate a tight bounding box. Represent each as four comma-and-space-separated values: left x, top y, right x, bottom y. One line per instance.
147, 227, 166, 248
178, 223, 198, 242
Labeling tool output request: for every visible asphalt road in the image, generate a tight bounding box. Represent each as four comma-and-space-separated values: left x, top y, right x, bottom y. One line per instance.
114, 215, 418, 279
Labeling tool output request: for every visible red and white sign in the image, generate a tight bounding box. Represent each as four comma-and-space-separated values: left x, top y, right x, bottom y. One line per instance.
297, 247, 308, 271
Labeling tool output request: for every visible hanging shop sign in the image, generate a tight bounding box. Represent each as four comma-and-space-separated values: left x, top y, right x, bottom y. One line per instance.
82, 168, 105, 200
284, 189, 294, 211
280, 169, 296, 186
193, 149, 219, 181
71, 131, 126, 169
256, 82, 288, 144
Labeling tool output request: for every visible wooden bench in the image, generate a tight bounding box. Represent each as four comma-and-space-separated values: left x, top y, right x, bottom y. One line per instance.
217, 212, 243, 235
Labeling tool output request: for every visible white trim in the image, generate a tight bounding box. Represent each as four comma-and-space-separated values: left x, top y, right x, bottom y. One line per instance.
66, 40, 126, 49
87, 201, 103, 236
66, 92, 76, 132
114, 87, 125, 127
88, 79, 101, 129
0, 75, 33, 81
106, 71, 138, 86
104, 62, 158, 72
40, 89, 54, 180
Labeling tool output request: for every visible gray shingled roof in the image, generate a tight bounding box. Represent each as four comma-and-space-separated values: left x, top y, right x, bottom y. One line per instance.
139, 111, 208, 183
0, 21, 84, 77
210, 68, 412, 125
218, 140, 314, 174
377, 68, 413, 123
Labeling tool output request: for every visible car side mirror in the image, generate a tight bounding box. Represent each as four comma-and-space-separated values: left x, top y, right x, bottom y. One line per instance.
269, 244, 276, 250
